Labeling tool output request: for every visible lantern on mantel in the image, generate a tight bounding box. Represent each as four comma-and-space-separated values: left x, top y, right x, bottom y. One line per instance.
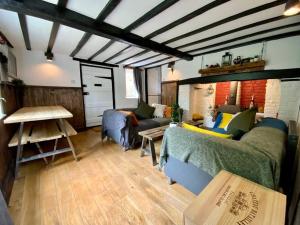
222, 52, 232, 66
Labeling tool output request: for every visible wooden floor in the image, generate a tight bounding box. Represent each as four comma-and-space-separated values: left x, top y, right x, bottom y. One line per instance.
8, 127, 195, 225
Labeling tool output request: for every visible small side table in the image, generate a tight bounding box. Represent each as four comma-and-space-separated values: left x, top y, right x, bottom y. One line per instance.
183, 170, 286, 225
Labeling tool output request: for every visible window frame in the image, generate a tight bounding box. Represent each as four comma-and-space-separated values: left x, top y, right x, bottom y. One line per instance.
125, 68, 139, 99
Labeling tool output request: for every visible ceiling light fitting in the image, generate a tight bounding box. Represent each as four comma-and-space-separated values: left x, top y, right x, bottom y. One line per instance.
45, 51, 54, 62
283, 0, 300, 16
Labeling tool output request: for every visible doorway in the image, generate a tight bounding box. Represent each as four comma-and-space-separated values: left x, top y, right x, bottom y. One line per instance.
80, 64, 115, 127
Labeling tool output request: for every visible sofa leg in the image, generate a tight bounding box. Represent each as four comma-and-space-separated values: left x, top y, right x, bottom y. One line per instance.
167, 177, 175, 185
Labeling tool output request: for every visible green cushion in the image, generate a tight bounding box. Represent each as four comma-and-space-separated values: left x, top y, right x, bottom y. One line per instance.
134, 101, 155, 119
227, 108, 256, 135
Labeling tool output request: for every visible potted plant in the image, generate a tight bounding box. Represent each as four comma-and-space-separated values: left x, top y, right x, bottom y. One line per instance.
170, 103, 180, 127
11, 78, 25, 108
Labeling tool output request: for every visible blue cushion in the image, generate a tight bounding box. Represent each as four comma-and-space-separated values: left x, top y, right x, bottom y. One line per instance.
213, 113, 223, 128
255, 117, 287, 133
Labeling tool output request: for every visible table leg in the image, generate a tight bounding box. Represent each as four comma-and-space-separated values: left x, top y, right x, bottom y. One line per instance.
149, 140, 157, 166
52, 139, 58, 161
15, 122, 24, 177
58, 119, 78, 161
35, 143, 48, 164
140, 137, 147, 157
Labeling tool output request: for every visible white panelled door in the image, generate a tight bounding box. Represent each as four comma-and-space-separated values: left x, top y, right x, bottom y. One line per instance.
81, 65, 114, 127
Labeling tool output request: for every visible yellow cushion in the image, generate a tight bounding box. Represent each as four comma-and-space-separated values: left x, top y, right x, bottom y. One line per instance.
182, 123, 232, 139
218, 113, 234, 128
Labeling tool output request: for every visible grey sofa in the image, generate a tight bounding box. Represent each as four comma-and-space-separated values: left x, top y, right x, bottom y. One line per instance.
102, 109, 170, 150
160, 118, 288, 194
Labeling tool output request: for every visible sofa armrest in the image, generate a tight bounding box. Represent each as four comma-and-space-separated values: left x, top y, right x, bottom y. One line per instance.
102, 109, 132, 137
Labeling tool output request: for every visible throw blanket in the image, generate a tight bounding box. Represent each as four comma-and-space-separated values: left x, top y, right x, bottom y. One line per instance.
160, 126, 286, 189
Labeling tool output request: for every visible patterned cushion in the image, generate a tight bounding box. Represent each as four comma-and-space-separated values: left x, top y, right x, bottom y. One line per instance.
152, 103, 167, 118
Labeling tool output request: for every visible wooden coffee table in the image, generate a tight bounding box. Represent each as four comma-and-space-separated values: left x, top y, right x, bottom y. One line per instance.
138, 125, 169, 166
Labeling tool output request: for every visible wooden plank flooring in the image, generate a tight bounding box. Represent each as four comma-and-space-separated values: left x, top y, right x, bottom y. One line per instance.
8, 127, 195, 225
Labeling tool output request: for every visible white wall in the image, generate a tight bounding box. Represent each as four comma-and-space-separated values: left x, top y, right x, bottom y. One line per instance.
162, 36, 300, 121
13, 49, 81, 87
279, 80, 300, 123
13, 49, 138, 109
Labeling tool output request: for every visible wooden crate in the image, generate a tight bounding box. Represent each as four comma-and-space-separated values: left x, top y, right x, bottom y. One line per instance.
183, 170, 286, 225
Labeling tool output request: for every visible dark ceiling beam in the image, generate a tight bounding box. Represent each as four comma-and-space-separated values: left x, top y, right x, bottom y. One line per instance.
70, 33, 92, 57
91, 0, 180, 62
163, 0, 286, 45
145, 0, 230, 39
124, 0, 179, 32
176, 14, 300, 50
0, 0, 192, 60
138, 56, 172, 68
192, 30, 300, 57
103, 45, 131, 63
70, 0, 121, 57
179, 69, 300, 85
187, 22, 300, 54
127, 53, 161, 66
95, 0, 121, 22
120, 0, 230, 64
88, 40, 114, 60
143, 59, 178, 70
18, 13, 31, 50
73, 57, 119, 67
46, 0, 68, 53
46, 22, 60, 52
115, 49, 150, 64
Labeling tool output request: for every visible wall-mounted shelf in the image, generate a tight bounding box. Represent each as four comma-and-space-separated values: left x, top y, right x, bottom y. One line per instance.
199, 60, 266, 76
179, 68, 300, 85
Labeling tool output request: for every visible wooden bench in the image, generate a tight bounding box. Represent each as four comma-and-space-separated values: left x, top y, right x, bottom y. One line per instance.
138, 125, 169, 166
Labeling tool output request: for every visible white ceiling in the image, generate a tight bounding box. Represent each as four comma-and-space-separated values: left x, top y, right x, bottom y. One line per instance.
0, 0, 299, 68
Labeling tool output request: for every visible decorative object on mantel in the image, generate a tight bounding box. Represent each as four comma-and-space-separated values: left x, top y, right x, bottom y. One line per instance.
199, 60, 266, 76
221, 52, 232, 66
233, 56, 242, 65
205, 63, 220, 68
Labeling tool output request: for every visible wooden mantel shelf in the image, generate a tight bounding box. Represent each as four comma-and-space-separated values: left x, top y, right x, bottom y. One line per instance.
199, 60, 266, 76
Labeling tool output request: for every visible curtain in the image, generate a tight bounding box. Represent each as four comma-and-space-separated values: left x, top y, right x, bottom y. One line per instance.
133, 68, 143, 103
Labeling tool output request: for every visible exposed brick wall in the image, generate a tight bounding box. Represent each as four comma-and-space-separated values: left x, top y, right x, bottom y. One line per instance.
240, 80, 267, 110
264, 79, 281, 118
215, 82, 230, 106
279, 80, 300, 123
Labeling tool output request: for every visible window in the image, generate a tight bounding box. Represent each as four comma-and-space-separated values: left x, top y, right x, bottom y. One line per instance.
125, 68, 139, 99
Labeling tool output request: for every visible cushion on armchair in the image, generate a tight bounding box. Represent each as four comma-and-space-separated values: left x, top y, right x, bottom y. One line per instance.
182, 122, 232, 139
227, 108, 256, 135
134, 101, 155, 119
